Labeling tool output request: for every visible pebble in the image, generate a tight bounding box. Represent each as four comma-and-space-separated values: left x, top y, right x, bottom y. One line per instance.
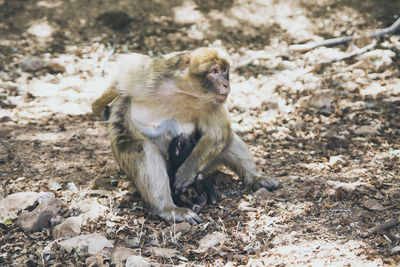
67, 182, 78, 192
254, 188, 273, 200
362, 199, 384, 211
53, 216, 82, 239
59, 233, 113, 255
172, 222, 192, 234
21, 56, 43, 72
111, 247, 137, 264
17, 198, 62, 232
328, 155, 346, 167
45, 62, 66, 74
38, 192, 55, 203
125, 237, 140, 248
78, 198, 108, 222
126, 255, 150, 267
0, 192, 39, 219
49, 181, 62, 191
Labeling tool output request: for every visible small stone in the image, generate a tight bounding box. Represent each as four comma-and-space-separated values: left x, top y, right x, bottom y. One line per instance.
45, 62, 65, 74
0, 116, 11, 122
328, 155, 346, 167
353, 125, 379, 136
17, 198, 62, 232
77, 198, 108, 222
112, 247, 137, 264
17, 210, 53, 232
0, 192, 39, 219
49, 181, 62, 191
125, 237, 140, 248
67, 182, 78, 192
126, 255, 150, 267
254, 188, 272, 200
173, 222, 192, 234
21, 56, 43, 72
362, 199, 384, 211
38, 192, 55, 203
59, 233, 113, 255
152, 247, 178, 257
195, 232, 228, 253
53, 216, 82, 239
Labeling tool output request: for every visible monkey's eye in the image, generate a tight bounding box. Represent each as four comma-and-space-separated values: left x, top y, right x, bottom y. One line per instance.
212, 68, 219, 74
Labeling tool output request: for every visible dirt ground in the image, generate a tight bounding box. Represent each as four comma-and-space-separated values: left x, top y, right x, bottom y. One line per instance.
0, 0, 399, 266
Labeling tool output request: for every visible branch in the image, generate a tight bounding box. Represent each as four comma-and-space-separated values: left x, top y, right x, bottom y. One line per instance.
361, 215, 400, 238
314, 40, 377, 71
290, 17, 400, 53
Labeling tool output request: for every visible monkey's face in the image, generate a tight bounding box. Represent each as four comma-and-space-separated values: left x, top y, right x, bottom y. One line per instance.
205, 63, 230, 103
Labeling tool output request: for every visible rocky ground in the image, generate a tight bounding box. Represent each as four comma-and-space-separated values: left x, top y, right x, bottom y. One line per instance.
0, 0, 399, 266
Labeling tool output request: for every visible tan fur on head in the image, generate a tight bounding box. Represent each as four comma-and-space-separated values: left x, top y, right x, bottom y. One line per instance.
189, 48, 231, 75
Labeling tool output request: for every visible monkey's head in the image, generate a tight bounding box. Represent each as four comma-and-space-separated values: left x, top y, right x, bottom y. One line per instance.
186, 48, 231, 104
167, 133, 195, 170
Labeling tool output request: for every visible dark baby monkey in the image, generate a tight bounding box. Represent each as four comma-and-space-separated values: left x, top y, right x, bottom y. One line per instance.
167, 133, 219, 213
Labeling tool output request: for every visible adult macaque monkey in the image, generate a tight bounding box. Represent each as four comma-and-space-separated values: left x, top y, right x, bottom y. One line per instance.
92, 48, 279, 224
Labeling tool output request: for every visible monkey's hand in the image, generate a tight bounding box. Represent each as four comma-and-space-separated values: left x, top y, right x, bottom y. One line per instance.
158, 206, 203, 225
250, 176, 280, 192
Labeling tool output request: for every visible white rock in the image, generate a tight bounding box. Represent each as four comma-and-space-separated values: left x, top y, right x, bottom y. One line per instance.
126, 255, 151, 267
360, 49, 395, 72
328, 155, 346, 167
59, 233, 113, 255
297, 89, 334, 109
111, 246, 137, 264
38, 192, 55, 203
53, 216, 82, 239
195, 232, 228, 253
77, 198, 108, 222
67, 182, 78, 192
49, 181, 62, 191
21, 56, 43, 72
152, 247, 178, 257
0, 192, 39, 219
353, 125, 379, 136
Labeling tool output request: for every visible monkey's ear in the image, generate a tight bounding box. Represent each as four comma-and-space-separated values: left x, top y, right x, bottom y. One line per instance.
180, 53, 191, 69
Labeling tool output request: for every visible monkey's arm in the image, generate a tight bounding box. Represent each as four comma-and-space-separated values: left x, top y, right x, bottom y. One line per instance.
91, 85, 119, 118
173, 107, 232, 193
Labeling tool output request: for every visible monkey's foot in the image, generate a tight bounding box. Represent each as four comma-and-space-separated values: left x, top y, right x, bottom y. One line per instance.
158, 206, 203, 225
251, 176, 279, 192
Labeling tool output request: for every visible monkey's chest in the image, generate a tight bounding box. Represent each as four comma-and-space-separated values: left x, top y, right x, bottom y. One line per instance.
130, 101, 195, 135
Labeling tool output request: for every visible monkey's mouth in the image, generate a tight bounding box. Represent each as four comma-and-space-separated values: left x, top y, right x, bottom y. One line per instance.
216, 94, 228, 102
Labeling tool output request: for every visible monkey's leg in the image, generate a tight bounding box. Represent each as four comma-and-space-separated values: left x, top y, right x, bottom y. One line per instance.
210, 133, 279, 191
112, 141, 203, 224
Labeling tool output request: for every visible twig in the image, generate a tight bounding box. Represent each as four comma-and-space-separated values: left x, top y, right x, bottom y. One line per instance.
314, 40, 377, 70
290, 17, 400, 53
361, 216, 400, 238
